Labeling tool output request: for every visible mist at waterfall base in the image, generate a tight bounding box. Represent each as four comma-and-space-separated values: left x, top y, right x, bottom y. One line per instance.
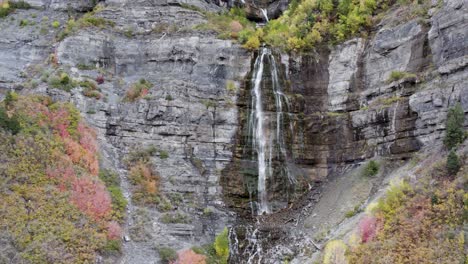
228, 48, 302, 263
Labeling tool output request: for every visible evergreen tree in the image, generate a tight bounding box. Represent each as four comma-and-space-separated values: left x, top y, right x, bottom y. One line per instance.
444, 103, 465, 150
446, 150, 460, 175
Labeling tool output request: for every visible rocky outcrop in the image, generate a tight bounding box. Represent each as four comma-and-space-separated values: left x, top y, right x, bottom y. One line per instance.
240, 0, 289, 21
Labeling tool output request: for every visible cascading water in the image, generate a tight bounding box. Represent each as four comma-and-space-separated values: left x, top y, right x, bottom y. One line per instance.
229, 226, 264, 264
246, 48, 296, 215
260, 9, 269, 22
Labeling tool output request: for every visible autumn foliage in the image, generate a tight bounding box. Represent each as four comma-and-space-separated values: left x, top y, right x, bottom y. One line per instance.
172, 249, 207, 264
0, 95, 124, 262
347, 158, 466, 264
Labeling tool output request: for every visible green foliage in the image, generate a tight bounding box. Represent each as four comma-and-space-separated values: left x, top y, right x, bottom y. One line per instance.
251, 0, 417, 51
125, 145, 158, 164
159, 150, 169, 159
80, 79, 102, 99
1, 1, 31, 18
48, 72, 78, 92
196, 7, 255, 41
124, 79, 153, 102
444, 103, 465, 150
102, 239, 122, 254
362, 160, 379, 177
214, 227, 229, 264
226, 80, 236, 93
19, 18, 28, 27
57, 8, 115, 41
349, 159, 466, 263
345, 205, 362, 218
243, 34, 261, 50
52, 20, 60, 28
0, 95, 122, 263
323, 240, 348, 264
0, 106, 21, 134
76, 63, 95, 70
202, 99, 217, 109
99, 169, 121, 187
386, 71, 417, 83
180, 3, 204, 13
9, 1, 31, 9
374, 180, 412, 223
160, 212, 191, 224
446, 150, 460, 175
158, 247, 177, 264
4, 90, 18, 108
99, 169, 127, 221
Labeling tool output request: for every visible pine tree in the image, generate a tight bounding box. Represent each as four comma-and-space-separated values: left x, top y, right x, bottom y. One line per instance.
446, 150, 460, 175
444, 103, 465, 150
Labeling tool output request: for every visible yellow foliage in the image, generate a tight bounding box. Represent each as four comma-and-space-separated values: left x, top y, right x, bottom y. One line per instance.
323, 240, 348, 264
243, 35, 260, 50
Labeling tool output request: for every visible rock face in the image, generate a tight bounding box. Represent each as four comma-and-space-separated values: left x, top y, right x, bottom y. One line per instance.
55, 1, 251, 263
0, 0, 466, 263
240, 0, 290, 21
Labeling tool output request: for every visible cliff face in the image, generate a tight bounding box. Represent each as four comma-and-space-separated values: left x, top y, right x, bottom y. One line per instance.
0, 0, 466, 263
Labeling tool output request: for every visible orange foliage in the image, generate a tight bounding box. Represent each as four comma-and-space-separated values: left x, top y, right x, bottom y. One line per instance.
173, 249, 206, 264
71, 177, 112, 220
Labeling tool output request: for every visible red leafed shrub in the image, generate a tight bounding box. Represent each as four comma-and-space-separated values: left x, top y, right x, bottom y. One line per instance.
107, 221, 122, 240
359, 216, 377, 243
96, 75, 105, 85
173, 249, 206, 264
71, 177, 112, 220
46, 164, 76, 191
78, 122, 97, 153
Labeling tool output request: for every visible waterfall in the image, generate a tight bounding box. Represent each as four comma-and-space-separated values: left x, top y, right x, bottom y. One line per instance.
250, 48, 269, 215
248, 48, 295, 215
229, 226, 263, 264
260, 9, 269, 22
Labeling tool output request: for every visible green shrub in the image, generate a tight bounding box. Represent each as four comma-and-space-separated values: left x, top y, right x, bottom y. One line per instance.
214, 227, 229, 264
446, 150, 460, 175
48, 72, 78, 92
386, 71, 417, 83
19, 19, 28, 27
99, 169, 121, 187
52, 20, 60, 28
362, 160, 379, 177
196, 7, 255, 41
4, 90, 18, 108
108, 186, 127, 221
0, 106, 21, 134
160, 212, 190, 224
9, 1, 31, 9
345, 205, 362, 218
159, 150, 169, 159
444, 103, 465, 150
125, 145, 158, 165
57, 10, 114, 41
102, 239, 121, 254
124, 79, 153, 102
243, 34, 260, 50
158, 247, 177, 264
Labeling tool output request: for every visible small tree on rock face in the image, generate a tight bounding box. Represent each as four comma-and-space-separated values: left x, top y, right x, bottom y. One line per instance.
444, 103, 465, 150
446, 150, 460, 175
